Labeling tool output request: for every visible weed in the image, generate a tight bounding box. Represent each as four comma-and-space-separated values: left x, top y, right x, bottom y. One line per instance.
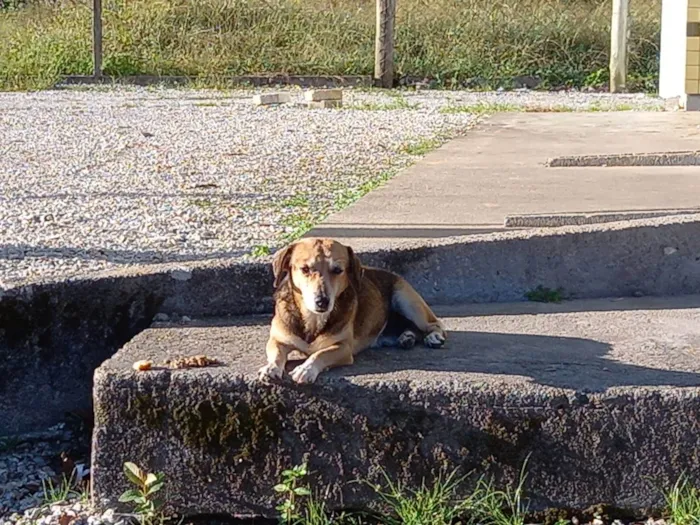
664, 474, 700, 525
275, 463, 312, 524
119, 462, 166, 525
440, 102, 520, 115
281, 212, 316, 243
347, 95, 418, 111
525, 285, 564, 303
400, 138, 442, 156
471, 459, 530, 525
190, 198, 213, 209
282, 194, 310, 209
42, 472, 83, 505
250, 245, 271, 258
370, 469, 470, 525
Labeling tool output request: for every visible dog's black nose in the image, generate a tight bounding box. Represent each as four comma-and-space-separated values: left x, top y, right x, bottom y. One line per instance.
315, 296, 330, 311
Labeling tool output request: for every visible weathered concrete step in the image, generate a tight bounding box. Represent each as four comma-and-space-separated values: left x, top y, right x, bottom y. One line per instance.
92, 295, 700, 517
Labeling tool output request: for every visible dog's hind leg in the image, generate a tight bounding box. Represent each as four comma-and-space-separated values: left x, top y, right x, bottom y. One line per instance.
371, 311, 418, 350
391, 278, 446, 349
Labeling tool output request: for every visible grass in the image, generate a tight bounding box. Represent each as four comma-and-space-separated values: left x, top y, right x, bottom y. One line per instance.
42, 472, 87, 506
0, 0, 661, 92
439, 101, 661, 115
400, 138, 443, 156
371, 469, 471, 525
250, 245, 271, 258
347, 94, 419, 111
470, 461, 530, 525
664, 475, 700, 525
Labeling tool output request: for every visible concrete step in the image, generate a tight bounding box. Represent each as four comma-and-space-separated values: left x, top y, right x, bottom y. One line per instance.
92, 295, 700, 518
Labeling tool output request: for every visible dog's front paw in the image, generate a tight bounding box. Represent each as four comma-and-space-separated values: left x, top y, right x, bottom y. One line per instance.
258, 363, 285, 381
290, 361, 320, 384
424, 329, 446, 348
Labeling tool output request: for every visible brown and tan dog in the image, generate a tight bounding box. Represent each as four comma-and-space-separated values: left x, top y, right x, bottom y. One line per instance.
259, 238, 446, 384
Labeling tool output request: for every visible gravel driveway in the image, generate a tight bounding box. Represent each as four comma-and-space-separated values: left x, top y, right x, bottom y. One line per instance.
0, 87, 664, 288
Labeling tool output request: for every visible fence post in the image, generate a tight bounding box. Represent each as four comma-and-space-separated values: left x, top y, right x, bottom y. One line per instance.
610, 0, 629, 92
93, 0, 103, 77
374, 0, 396, 88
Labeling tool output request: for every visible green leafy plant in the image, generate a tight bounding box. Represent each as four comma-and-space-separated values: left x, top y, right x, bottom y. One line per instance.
664, 474, 700, 525
275, 463, 312, 524
119, 462, 166, 524
525, 285, 564, 303
251, 244, 271, 257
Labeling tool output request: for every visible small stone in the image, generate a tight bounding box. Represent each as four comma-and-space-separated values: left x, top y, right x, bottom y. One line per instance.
100, 509, 115, 524
571, 517, 580, 525
593, 519, 605, 525
304, 89, 343, 102
181, 315, 192, 323
153, 313, 169, 322
252, 93, 291, 105
664, 246, 678, 255
633, 290, 644, 297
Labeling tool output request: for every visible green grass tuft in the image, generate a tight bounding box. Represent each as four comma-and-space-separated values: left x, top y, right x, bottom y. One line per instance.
525, 285, 565, 303
664, 475, 700, 525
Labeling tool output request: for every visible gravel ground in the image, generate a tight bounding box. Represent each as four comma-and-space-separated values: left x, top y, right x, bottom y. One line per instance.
0, 86, 665, 288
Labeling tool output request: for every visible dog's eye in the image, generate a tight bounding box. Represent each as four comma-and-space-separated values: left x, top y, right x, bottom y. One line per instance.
300, 266, 310, 275
331, 267, 343, 275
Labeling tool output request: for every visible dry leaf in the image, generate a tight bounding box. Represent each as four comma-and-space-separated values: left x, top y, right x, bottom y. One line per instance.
166, 355, 221, 369
58, 513, 75, 525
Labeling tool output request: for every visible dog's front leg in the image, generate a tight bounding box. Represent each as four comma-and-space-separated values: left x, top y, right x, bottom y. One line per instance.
258, 337, 292, 380
290, 338, 354, 384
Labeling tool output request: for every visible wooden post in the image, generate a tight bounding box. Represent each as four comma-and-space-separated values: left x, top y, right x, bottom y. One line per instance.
374, 0, 396, 88
609, 0, 629, 92
93, 0, 103, 77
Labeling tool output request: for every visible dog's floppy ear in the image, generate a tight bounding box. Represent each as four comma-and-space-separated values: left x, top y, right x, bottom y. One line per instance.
346, 246, 363, 293
272, 243, 294, 289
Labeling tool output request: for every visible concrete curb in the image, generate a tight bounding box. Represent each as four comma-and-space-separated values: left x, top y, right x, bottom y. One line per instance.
547, 151, 700, 167
3, 214, 700, 434
92, 353, 700, 516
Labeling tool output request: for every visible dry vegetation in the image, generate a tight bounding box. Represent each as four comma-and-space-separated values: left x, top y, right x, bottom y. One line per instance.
0, 0, 660, 91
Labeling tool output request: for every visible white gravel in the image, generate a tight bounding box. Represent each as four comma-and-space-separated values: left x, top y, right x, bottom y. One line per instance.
0, 87, 664, 288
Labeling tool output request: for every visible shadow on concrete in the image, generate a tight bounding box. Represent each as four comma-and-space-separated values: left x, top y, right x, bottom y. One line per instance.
309, 224, 509, 238
333, 329, 700, 391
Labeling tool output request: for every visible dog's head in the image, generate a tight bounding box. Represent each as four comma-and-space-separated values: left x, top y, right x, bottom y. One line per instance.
272, 238, 362, 314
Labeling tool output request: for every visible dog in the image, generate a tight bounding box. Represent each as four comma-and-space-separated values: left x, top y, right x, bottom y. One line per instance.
258, 238, 446, 384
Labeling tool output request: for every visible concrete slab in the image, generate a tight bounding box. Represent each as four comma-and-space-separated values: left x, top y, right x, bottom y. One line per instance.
311, 113, 700, 250
7, 214, 700, 436
92, 296, 700, 517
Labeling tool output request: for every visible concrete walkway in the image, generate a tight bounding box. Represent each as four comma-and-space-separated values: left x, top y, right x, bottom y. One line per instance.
310, 112, 700, 249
